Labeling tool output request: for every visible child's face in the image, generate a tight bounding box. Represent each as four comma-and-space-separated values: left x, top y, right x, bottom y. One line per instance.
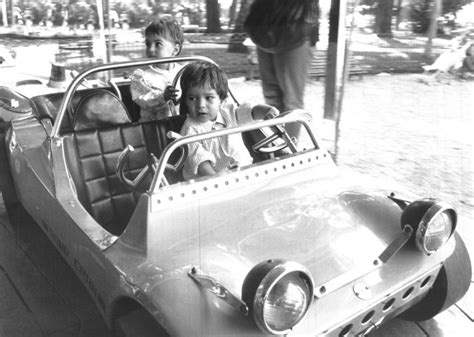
184, 83, 222, 123
145, 33, 180, 60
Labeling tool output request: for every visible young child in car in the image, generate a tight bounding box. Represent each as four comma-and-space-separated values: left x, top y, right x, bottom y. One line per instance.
179, 61, 279, 180
130, 17, 184, 121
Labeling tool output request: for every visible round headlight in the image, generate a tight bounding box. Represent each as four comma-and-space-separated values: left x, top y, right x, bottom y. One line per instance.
242, 260, 314, 335
401, 199, 457, 254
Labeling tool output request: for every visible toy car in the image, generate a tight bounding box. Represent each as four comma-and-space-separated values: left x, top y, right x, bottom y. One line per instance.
0, 56, 471, 336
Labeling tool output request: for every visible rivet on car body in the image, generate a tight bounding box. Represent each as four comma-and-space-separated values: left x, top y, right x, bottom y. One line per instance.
353, 282, 372, 300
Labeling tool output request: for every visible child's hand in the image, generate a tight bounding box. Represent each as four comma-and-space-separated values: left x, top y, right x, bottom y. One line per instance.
164, 85, 179, 104
264, 106, 279, 120
251, 104, 280, 120
129, 69, 145, 82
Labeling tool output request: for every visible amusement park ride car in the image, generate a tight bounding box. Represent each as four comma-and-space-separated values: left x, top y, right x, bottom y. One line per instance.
0, 56, 471, 336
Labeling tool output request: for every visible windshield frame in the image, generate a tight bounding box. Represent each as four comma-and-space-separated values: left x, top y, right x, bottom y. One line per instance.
151, 114, 319, 194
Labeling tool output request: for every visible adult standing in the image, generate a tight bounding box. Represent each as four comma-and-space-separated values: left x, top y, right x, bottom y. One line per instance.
244, 0, 319, 144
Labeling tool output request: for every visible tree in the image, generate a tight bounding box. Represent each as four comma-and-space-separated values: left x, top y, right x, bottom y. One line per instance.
425, 0, 442, 56
227, 0, 253, 52
233, 0, 253, 32
228, 0, 238, 27
206, 0, 221, 33
374, 0, 395, 37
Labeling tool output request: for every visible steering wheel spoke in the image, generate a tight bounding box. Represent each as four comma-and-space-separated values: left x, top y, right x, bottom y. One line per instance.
116, 133, 188, 191
252, 124, 297, 154
116, 145, 157, 190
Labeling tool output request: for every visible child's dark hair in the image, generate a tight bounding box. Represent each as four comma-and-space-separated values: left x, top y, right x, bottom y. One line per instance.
179, 62, 228, 115
145, 17, 184, 54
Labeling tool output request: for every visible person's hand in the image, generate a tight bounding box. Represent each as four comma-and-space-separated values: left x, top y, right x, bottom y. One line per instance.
264, 106, 279, 120
251, 104, 280, 120
227, 161, 240, 170
163, 85, 179, 105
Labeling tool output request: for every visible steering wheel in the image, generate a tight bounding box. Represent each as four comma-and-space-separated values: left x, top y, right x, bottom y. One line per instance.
108, 79, 122, 101
252, 124, 298, 154
116, 145, 157, 190
116, 132, 187, 191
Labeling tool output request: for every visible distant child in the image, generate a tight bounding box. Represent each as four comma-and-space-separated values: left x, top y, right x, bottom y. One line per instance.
179, 61, 279, 180
130, 17, 184, 121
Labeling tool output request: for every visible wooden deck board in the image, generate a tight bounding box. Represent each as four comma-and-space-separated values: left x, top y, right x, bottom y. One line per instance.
0, 269, 44, 337
0, 222, 78, 334
417, 305, 473, 336
0, 197, 111, 337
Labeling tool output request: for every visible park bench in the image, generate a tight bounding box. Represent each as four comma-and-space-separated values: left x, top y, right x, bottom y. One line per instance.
309, 50, 368, 80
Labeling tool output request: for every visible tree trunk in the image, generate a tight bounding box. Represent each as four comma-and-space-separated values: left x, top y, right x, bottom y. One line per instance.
227, 0, 253, 52
233, 0, 252, 33
425, 0, 442, 57
228, 0, 238, 27
395, 0, 403, 30
206, 0, 221, 33
375, 0, 394, 37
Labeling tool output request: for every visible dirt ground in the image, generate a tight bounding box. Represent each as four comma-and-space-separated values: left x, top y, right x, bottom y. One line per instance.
231, 73, 474, 252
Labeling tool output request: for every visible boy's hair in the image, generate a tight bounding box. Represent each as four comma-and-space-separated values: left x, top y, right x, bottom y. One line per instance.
179, 62, 229, 115
145, 16, 184, 54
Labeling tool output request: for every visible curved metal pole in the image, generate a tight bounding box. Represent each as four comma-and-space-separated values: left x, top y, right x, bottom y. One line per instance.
51, 56, 217, 138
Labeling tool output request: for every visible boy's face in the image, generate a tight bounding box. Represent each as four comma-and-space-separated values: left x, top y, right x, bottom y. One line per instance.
145, 33, 180, 60
185, 83, 222, 123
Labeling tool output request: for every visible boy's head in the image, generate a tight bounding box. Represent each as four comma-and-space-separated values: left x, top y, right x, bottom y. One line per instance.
144, 17, 184, 59
179, 62, 229, 121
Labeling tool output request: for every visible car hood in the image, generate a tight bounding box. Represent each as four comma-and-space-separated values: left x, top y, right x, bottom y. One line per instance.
113, 163, 408, 296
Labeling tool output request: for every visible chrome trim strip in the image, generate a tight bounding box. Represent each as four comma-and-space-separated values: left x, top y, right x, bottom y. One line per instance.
314, 225, 414, 299
378, 225, 413, 263
188, 267, 249, 316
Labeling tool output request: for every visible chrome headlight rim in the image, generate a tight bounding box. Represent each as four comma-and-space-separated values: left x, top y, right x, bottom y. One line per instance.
415, 201, 456, 254
242, 259, 314, 335
401, 198, 457, 255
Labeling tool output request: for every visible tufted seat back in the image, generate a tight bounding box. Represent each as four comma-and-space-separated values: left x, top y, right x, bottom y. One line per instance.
63, 110, 186, 235
72, 89, 132, 131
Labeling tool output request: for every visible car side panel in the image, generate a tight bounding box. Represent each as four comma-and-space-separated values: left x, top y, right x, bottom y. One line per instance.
6, 117, 139, 329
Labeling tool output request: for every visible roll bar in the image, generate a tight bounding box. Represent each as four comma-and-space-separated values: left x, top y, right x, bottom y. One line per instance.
150, 114, 318, 194
50, 56, 217, 138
